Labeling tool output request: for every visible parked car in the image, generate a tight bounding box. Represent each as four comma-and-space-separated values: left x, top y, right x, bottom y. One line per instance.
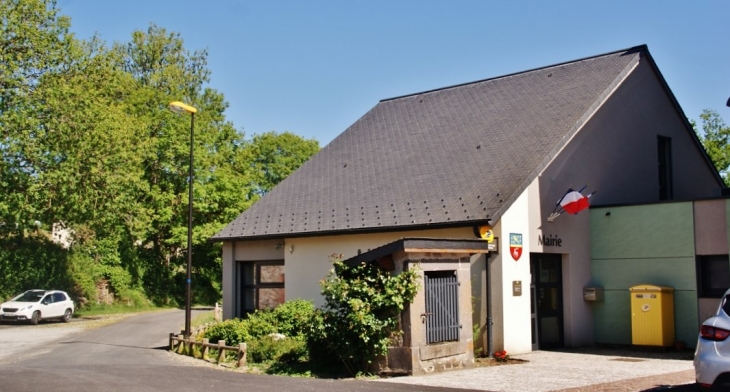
0, 290, 74, 324
695, 288, 730, 391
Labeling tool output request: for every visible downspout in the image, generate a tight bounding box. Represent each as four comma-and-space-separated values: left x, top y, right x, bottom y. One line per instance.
487, 252, 495, 358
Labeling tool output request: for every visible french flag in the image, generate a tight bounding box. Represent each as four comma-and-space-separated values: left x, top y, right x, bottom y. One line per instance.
560, 189, 590, 215
547, 186, 596, 222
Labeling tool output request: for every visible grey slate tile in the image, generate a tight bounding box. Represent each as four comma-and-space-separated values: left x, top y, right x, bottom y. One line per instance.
213, 46, 644, 241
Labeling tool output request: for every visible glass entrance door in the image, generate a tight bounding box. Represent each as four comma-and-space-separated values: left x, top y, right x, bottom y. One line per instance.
530, 253, 564, 349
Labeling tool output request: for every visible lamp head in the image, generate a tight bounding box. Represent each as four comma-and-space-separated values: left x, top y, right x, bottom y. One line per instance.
169, 101, 198, 114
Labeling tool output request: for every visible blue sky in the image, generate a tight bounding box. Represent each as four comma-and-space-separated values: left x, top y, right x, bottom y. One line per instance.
58, 0, 729, 146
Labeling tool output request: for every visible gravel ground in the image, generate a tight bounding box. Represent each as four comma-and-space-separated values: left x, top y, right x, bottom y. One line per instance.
378, 349, 696, 392
0, 314, 135, 364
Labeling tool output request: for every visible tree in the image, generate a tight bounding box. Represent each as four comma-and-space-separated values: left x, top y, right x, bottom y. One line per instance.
0, 0, 75, 234
694, 109, 730, 186
244, 131, 320, 197
0, 3, 320, 305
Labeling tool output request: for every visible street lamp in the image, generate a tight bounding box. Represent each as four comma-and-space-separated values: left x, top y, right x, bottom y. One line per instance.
169, 101, 197, 339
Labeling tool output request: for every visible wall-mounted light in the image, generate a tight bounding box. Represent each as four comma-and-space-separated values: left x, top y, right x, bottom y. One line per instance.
288, 244, 294, 254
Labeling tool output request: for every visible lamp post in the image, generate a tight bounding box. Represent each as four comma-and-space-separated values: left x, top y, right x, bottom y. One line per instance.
169, 101, 197, 339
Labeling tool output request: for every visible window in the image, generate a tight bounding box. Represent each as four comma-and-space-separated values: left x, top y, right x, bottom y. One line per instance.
657, 136, 673, 200
236, 260, 285, 316
697, 255, 730, 298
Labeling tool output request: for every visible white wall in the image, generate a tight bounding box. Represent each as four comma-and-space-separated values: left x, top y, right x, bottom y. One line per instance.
528, 178, 593, 347
493, 189, 533, 355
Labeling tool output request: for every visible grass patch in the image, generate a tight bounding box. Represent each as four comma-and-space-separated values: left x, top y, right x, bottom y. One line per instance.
191, 311, 215, 328
75, 303, 168, 318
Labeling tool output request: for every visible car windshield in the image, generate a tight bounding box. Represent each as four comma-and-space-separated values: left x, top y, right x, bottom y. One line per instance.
12, 291, 46, 302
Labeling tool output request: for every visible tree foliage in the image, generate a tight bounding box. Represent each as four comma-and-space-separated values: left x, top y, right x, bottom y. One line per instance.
694, 109, 730, 186
0, 0, 320, 305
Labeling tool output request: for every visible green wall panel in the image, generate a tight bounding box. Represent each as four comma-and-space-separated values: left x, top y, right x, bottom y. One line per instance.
591, 202, 701, 347
591, 258, 696, 290
675, 290, 699, 347
593, 290, 631, 345
591, 203, 695, 259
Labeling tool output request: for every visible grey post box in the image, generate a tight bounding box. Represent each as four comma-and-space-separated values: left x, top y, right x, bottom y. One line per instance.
583, 287, 604, 302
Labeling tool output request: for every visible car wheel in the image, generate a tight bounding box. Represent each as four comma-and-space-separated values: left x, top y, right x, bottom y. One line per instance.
61, 309, 72, 323
30, 311, 40, 325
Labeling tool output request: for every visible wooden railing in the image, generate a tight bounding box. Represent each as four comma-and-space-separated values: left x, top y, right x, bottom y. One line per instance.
169, 333, 247, 369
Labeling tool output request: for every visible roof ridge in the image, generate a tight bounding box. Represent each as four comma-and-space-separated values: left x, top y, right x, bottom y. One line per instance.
379, 44, 648, 103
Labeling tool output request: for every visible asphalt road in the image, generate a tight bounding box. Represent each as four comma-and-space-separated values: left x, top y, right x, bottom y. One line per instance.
0, 309, 465, 392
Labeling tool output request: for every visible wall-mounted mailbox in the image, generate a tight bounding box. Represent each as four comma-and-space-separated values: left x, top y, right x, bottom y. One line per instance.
583, 287, 604, 302
513, 280, 522, 296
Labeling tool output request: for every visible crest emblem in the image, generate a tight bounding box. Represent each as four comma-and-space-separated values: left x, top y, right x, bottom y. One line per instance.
509, 233, 522, 261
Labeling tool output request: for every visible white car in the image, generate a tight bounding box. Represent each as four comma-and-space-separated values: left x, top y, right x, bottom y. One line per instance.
0, 290, 74, 324
695, 288, 730, 391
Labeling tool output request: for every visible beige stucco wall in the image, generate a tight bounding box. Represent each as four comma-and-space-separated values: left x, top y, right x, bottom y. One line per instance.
222, 227, 477, 320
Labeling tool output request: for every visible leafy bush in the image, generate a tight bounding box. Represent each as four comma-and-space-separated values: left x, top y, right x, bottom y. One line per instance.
271, 299, 315, 337
307, 255, 420, 375
204, 299, 315, 347
204, 319, 252, 345
201, 260, 419, 377
248, 335, 308, 363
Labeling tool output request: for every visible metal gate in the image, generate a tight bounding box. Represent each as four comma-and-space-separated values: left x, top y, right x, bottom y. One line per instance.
425, 271, 460, 344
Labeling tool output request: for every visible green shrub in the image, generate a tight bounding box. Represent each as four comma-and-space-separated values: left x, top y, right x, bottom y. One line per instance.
203, 299, 315, 348
247, 335, 308, 363
271, 299, 315, 337
307, 256, 420, 375
243, 310, 278, 339
204, 319, 252, 345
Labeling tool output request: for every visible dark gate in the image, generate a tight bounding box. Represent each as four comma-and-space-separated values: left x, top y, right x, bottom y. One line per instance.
425, 271, 460, 344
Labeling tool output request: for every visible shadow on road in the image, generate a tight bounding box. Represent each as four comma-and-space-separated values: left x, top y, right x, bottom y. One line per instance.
58, 340, 169, 351
641, 383, 696, 391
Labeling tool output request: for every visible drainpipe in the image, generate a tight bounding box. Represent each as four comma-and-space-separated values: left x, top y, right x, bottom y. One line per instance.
486, 253, 495, 358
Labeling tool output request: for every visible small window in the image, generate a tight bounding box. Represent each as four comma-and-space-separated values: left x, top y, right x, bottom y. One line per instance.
657, 136, 673, 200
697, 255, 730, 298
53, 293, 67, 302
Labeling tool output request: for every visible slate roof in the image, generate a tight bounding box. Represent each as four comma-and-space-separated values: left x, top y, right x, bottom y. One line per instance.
213, 46, 646, 241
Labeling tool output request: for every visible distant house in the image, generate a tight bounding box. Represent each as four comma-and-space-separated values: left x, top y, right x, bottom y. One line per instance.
51, 222, 73, 249
212, 45, 724, 355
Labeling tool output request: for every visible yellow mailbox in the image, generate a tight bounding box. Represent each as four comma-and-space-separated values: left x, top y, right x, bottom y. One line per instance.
629, 285, 674, 347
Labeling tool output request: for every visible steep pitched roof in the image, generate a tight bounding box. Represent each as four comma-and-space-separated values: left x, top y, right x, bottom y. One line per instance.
213, 46, 646, 241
